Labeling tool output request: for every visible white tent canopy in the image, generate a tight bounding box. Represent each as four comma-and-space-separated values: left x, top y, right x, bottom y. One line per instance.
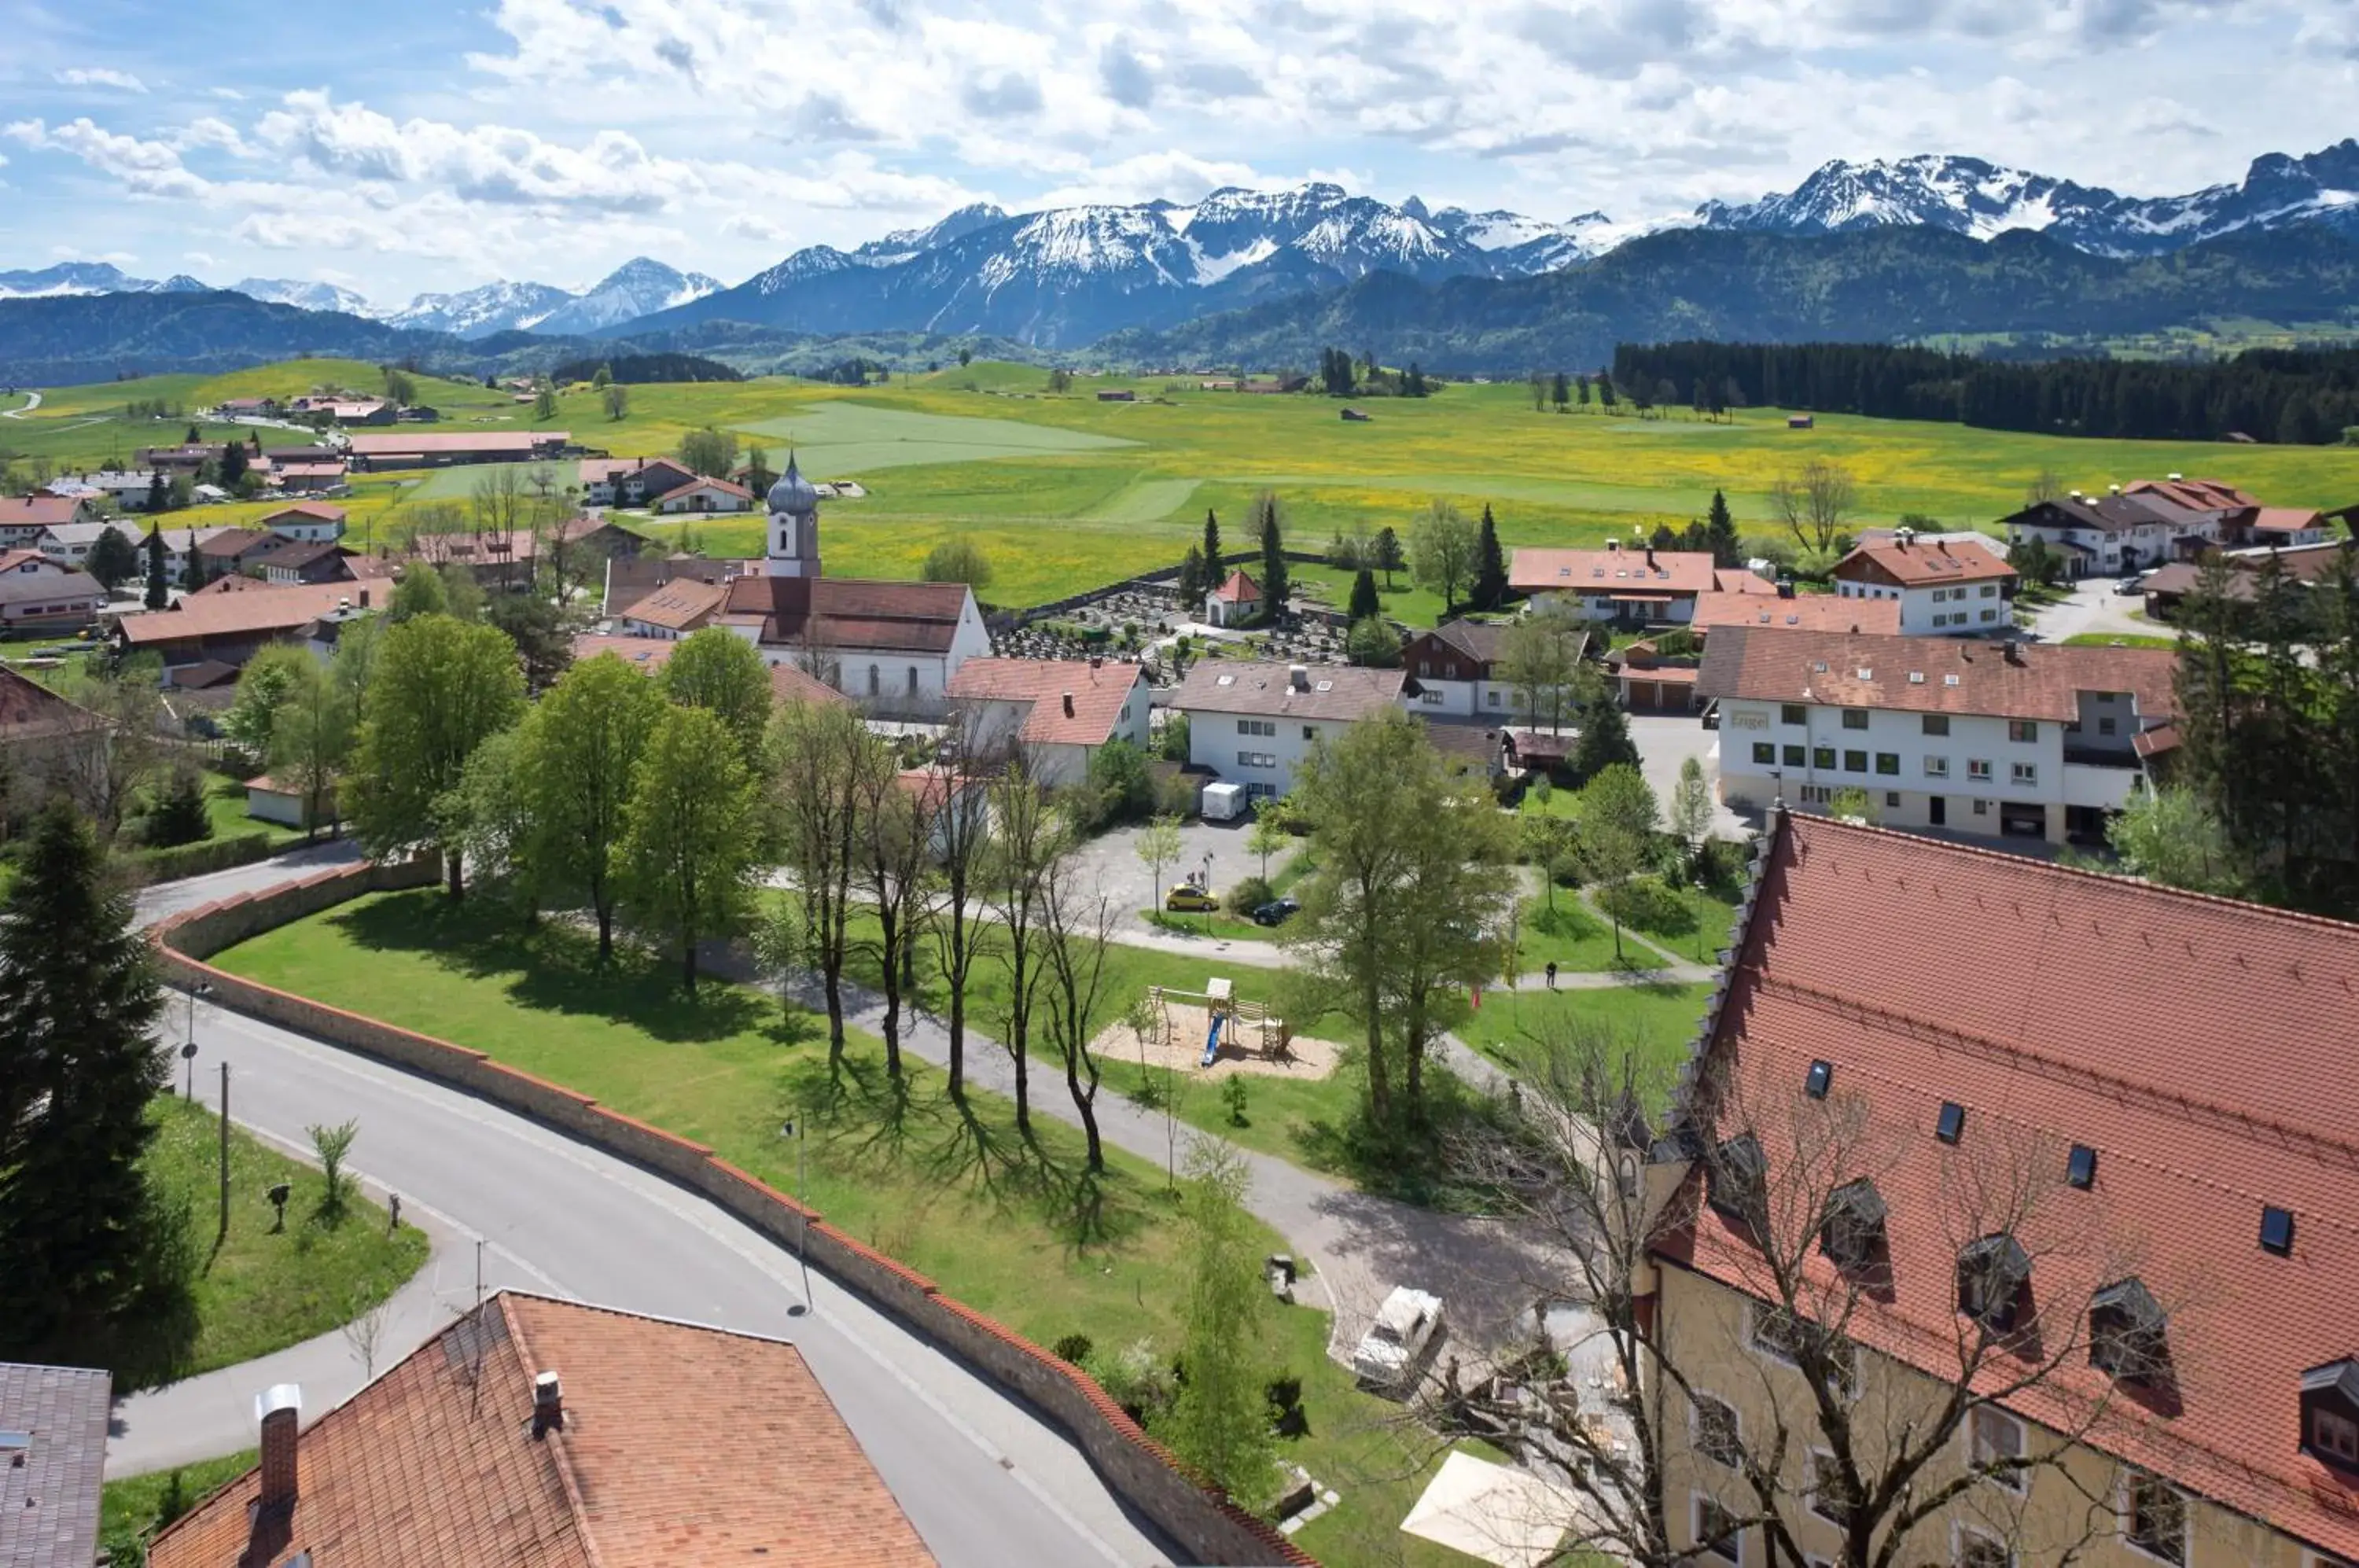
1400, 1451, 1573, 1568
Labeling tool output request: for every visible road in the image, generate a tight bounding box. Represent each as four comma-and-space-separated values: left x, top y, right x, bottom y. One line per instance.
2, 389, 39, 418
2022, 578, 2160, 643
123, 856, 1179, 1568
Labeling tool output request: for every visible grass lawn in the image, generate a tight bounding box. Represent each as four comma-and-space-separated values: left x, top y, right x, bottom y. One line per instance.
2062, 631, 2178, 649
1289, 561, 1454, 629
1513, 893, 1631, 974
145, 1095, 429, 1375
208, 889, 1490, 1559
1140, 907, 1276, 944
102, 1448, 256, 1560
201, 775, 307, 849
1455, 981, 1712, 1087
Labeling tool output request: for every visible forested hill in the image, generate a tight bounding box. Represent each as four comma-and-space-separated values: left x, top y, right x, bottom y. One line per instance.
1612, 341, 2359, 444
1100, 223, 2359, 377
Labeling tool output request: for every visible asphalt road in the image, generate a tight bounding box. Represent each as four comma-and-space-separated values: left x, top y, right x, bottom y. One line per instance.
124, 855, 1179, 1568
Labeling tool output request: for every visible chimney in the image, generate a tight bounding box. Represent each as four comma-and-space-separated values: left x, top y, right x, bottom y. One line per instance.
1289, 664, 1309, 692
1643, 543, 1656, 568
1895, 526, 1913, 550
256, 1384, 302, 1511
1061, 690, 1076, 719
2167, 472, 2183, 482
2003, 639, 2023, 665
359, 588, 370, 609
2109, 484, 2122, 495
1605, 537, 1621, 553
532, 1371, 564, 1437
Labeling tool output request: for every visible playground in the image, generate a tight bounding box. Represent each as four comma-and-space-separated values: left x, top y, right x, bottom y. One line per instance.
1095, 977, 1345, 1082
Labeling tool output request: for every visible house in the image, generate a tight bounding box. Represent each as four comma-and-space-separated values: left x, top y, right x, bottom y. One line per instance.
570, 633, 848, 709
1204, 568, 1260, 628
1171, 659, 1407, 799
0, 547, 69, 579
579, 456, 698, 506
1649, 808, 2359, 1568
1698, 628, 2177, 845
0, 1360, 112, 1568
33, 520, 142, 570
146, 1292, 937, 1568
258, 539, 359, 586
2138, 541, 2353, 623
258, 501, 348, 543
1421, 719, 1509, 779
1401, 618, 1591, 719
192, 527, 282, 580
616, 576, 730, 639
551, 514, 644, 564
1687, 591, 1901, 639
244, 773, 335, 829
943, 657, 1152, 787
2000, 478, 2247, 577
1786, 412, 1813, 429
212, 395, 279, 418
647, 475, 754, 514
113, 581, 381, 671
601, 554, 741, 620
287, 395, 395, 425
272, 459, 351, 496
344, 431, 568, 470
76, 469, 171, 510
1095, 388, 1135, 402
1829, 529, 2017, 636
1509, 542, 1719, 626
1610, 637, 1703, 712
0, 568, 103, 632
0, 494, 98, 547
409, 529, 540, 591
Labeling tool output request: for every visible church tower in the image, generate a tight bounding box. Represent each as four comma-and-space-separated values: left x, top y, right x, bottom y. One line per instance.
765, 452, 822, 579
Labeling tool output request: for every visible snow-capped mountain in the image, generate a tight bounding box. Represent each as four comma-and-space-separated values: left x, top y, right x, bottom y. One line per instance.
231, 278, 377, 316
631, 183, 1619, 347
0, 262, 176, 299
529, 258, 723, 336
1692, 142, 2359, 256
384, 279, 578, 338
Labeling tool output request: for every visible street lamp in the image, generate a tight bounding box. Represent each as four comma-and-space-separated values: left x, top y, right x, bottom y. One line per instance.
182, 982, 213, 1099
778, 1119, 811, 1314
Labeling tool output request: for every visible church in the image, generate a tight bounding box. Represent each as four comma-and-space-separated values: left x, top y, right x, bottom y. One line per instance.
713, 455, 991, 712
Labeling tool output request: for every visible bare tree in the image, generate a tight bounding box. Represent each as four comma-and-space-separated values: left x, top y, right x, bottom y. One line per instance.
1500, 604, 1585, 734
770, 698, 872, 1062
925, 707, 996, 1099
2025, 469, 2066, 507
985, 756, 1060, 1137
1771, 460, 1858, 554
341, 1296, 392, 1380
1037, 845, 1117, 1171
50, 663, 163, 839
854, 731, 933, 1077
1444, 1020, 2153, 1568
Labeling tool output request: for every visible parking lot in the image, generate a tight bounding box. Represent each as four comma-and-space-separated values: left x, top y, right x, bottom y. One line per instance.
1065, 812, 1283, 917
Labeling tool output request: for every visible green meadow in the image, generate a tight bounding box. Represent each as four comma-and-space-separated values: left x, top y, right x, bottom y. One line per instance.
18, 359, 2359, 610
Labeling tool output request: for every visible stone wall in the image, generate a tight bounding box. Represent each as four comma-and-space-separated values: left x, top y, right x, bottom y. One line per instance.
153, 865, 1316, 1568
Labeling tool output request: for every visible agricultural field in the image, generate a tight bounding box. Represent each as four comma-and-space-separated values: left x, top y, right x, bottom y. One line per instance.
20, 358, 2359, 611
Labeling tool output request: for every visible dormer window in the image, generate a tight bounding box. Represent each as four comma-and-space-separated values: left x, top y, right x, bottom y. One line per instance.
2301, 1360, 2359, 1474
1957, 1234, 2030, 1333
1820, 1180, 1886, 1275
2089, 1278, 2167, 1384
1706, 1134, 1765, 1225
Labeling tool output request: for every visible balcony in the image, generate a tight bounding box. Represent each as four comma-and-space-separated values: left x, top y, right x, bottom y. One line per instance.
2063, 745, 2140, 769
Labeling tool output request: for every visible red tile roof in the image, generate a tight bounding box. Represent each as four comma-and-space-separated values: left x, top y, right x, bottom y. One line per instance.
0, 664, 90, 739
1211, 568, 1260, 603
1695, 628, 2177, 723
0, 495, 87, 528
945, 657, 1146, 746
2247, 506, 2324, 536
719, 575, 970, 655
148, 1291, 936, 1568
1715, 569, 1782, 597
650, 475, 753, 504
116, 582, 374, 648
347, 431, 565, 456
1665, 813, 2359, 1561
618, 576, 727, 632
2123, 477, 2258, 513
1510, 546, 1717, 596
261, 502, 348, 527
1832, 535, 2016, 587
1689, 591, 1901, 636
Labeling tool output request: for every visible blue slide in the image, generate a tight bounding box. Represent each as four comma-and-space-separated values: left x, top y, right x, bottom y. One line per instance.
1201, 1014, 1225, 1069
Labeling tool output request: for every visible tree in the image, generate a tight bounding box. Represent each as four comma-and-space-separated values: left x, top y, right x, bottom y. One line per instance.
1706, 488, 1742, 568
1135, 814, 1183, 913
771, 699, 873, 1059
222, 643, 314, 762
267, 654, 356, 839
142, 525, 169, 609
1047, 367, 1073, 393
519, 654, 666, 962
659, 626, 772, 768
1570, 664, 1640, 782
219, 440, 248, 492
1408, 498, 1480, 617
1668, 755, 1713, 872
1347, 566, 1380, 620
621, 705, 760, 992
1772, 459, 1857, 553
2107, 786, 2245, 896
742, 444, 776, 496
532, 386, 560, 421
1551, 370, 1570, 411
1827, 784, 1879, 823
1250, 489, 1288, 618
986, 759, 1062, 1134
1501, 605, 1584, 733
485, 591, 573, 695
1162, 1139, 1277, 1503
1576, 762, 1657, 961
141, 764, 212, 848
346, 613, 526, 899
49, 661, 162, 839
675, 425, 738, 479
2025, 468, 2066, 506
749, 898, 801, 1019
925, 716, 995, 1096
922, 537, 993, 591
388, 562, 448, 622
383, 366, 417, 405
602, 384, 630, 421
0, 801, 195, 1387
1176, 543, 1208, 609
1371, 525, 1404, 588
1472, 502, 1509, 611
183, 536, 210, 591
1085, 738, 1155, 828
852, 734, 929, 1075
1037, 842, 1115, 1169
86, 525, 140, 592
1246, 801, 1294, 881
1345, 616, 1400, 667
1201, 507, 1220, 571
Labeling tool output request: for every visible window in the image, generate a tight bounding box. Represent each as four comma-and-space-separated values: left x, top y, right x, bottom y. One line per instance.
1421, 688, 1444, 705
867, 663, 881, 696
1804, 1059, 1832, 1098
1843, 750, 1868, 774
1980, 583, 1998, 597
1969, 1406, 2025, 1491
1886, 791, 1901, 808
1923, 714, 1950, 736
1957, 1526, 2013, 1568
1691, 1393, 1742, 1467
1750, 1308, 1856, 1393
2011, 762, 2037, 786
1813, 746, 1837, 770
1820, 1179, 1886, 1273
2099, 716, 2117, 736
1980, 609, 1998, 622
1487, 690, 1502, 707
2008, 720, 2039, 743
2124, 1472, 2186, 1564
1842, 709, 1869, 731
1695, 1496, 1743, 1564
1708, 1135, 1765, 1224
2315, 1406, 2359, 1467
1302, 726, 1316, 742
2261, 1205, 2295, 1255
1781, 704, 1806, 726
1875, 753, 1900, 776
1936, 1101, 1967, 1143
1806, 1451, 1856, 1527
1784, 745, 1806, 768
1967, 758, 1993, 782
2067, 1145, 2097, 1188
2090, 1278, 2167, 1382
1957, 1234, 2030, 1332
907, 665, 919, 696
1753, 742, 1776, 765
1419, 661, 1431, 676
1925, 756, 1950, 778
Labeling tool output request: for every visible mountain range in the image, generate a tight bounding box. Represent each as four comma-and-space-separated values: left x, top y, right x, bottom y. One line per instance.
3, 141, 2357, 381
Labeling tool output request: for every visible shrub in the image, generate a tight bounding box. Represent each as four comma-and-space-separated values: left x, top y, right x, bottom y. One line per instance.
1052, 1333, 1095, 1365
1598, 874, 1696, 937
141, 767, 214, 848
133, 832, 274, 882
1221, 1075, 1249, 1127
1084, 738, 1156, 829
1086, 1338, 1177, 1425
1224, 874, 1274, 916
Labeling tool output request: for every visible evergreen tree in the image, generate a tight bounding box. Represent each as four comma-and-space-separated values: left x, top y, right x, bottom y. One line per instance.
1348, 566, 1380, 620
1576, 374, 1592, 410
1372, 525, 1404, 588
1472, 502, 1509, 611
1706, 488, 1741, 568
1252, 491, 1288, 620
184, 537, 209, 591
142, 525, 169, 609
1570, 668, 1641, 783
145, 471, 167, 514
0, 801, 195, 1386
1201, 508, 1220, 572
1551, 370, 1570, 411
86, 525, 141, 592
1176, 544, 1207, 608
219, 440, 247, 491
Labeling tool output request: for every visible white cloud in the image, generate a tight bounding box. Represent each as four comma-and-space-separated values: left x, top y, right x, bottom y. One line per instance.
53, 67, 148, 93
184, 250, 218, 267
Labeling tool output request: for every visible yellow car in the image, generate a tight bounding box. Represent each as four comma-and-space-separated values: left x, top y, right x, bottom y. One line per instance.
1164, 885, 1220, 912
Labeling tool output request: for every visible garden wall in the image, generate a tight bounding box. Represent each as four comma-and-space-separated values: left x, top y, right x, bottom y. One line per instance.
152, 863, 1315, 1568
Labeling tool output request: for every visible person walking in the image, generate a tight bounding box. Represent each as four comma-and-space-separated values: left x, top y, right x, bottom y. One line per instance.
1544, 961, 1559, 989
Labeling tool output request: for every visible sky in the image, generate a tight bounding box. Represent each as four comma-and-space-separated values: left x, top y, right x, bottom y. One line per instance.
0, 0, 2351, 306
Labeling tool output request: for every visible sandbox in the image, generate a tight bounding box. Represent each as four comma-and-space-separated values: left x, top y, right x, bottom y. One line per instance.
1091, 995, 1343, 1081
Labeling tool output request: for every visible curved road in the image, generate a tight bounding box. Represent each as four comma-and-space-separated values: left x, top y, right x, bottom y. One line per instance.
2, 389, 39, 418
125, 850, 1178, 1568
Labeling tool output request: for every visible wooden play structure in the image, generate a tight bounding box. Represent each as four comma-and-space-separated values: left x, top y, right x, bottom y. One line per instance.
1149, 977, 1294, 1069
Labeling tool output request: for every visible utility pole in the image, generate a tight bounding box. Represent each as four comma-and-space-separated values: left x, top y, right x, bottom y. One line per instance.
780, 1120, 810, 1312
218, 1062, 231, 1246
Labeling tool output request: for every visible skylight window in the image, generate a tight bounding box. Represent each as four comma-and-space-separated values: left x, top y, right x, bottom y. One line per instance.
1857, 668, 1873, 679
1315, 680, 1333, 692
1908, 672, 1925, 684
2066, 1145, 2097, 1189
1805, 1060, 1832, 1099
1216, 674, 1235, 686
1944, 674, 1960, 686
1935, 1102, 1966, 1143
2261, 1205, 2295, 1256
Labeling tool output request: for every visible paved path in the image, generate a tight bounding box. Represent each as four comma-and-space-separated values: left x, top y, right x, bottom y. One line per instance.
2025, 580, 2159, 644
2, 389, 39, 418
123, 856, 1177, 1567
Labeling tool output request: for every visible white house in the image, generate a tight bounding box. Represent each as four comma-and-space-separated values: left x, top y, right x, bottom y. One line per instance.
35, 520, 144, 570
1697, 628, 2179, 847
944, 657, 1152, 787
1204, 569, 1261, 628
258, 502, 348, 543
1509, 542, 1720, 626
2001, 484, 2225, 578
648, 477, 754, 515
0, 495, 99, 548
1172, 659, 1406, 799
580, 456, 697, 507
1829, 531, 2016, 636
1399, 618, 1592, 719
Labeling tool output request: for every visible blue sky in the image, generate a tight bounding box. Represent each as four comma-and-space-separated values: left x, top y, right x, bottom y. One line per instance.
0, 0, 2350, 307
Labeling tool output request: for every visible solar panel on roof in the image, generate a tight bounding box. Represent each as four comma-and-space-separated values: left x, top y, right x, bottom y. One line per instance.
2066, 1145, 2097, 1189
2261, 1205, 2295, 1255
1935, 1102, 1965, 1143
